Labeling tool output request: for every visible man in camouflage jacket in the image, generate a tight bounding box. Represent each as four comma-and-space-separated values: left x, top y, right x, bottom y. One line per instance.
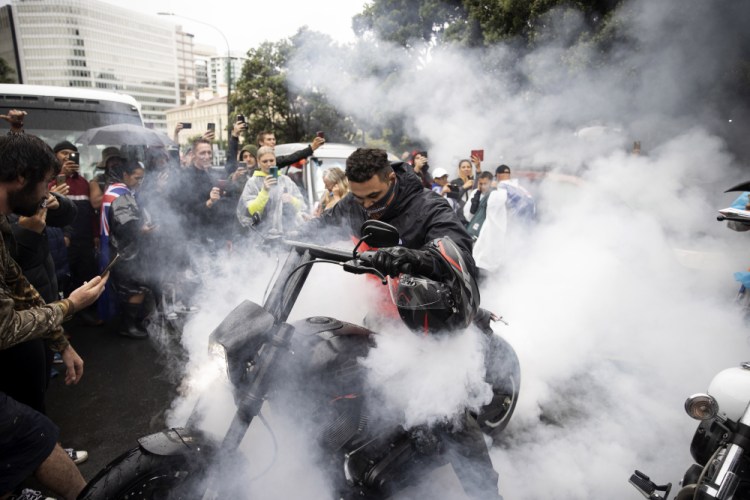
0, 125, 107, 500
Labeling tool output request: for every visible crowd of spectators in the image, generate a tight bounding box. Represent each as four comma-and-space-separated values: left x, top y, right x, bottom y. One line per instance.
0, 107, 539, 498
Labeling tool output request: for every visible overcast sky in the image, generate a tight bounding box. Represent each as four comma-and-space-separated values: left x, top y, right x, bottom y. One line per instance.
105, 0, 369, 56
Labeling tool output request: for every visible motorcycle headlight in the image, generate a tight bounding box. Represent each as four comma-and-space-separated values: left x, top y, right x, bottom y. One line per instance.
208, 340, 229, 374
685, 393, 719, 420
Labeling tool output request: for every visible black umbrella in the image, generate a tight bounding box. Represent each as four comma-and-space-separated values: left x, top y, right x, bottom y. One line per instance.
76, 123, 175, 147
725, 180, 750, 193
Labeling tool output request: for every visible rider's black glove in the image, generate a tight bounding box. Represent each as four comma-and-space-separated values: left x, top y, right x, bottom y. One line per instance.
372, 247, 424, 278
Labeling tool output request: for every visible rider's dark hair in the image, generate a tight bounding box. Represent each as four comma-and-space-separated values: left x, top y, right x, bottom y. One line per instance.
345, 148, 392, 183
478, 171, 493, 181
0, 133, 59, 185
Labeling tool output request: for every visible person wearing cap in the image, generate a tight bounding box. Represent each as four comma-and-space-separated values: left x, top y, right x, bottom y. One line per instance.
494, 164, 511, 185
89, 146, 126, 210
430, 167, 460, 212
50, 142, 99, 302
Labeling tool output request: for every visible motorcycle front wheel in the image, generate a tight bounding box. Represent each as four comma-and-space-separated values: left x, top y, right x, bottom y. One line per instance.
78, 447, 208, 500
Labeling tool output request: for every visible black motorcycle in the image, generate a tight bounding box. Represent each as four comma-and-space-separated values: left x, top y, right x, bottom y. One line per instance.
79, 221, 520, 499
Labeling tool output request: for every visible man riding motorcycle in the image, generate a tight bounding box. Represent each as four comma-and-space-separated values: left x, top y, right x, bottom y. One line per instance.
302, 148, 501, 499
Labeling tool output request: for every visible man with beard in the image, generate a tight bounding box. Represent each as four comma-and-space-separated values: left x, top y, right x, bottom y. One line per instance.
0, 132, 107, 500
302, 148, 501, 499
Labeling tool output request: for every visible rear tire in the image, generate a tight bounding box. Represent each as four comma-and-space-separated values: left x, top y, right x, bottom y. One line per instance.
79, 447, 206, 500
476, 333, 520, 439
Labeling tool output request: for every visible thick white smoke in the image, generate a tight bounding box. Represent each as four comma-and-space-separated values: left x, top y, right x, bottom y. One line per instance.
160, 0, 750, 498
281, 0, 750, 498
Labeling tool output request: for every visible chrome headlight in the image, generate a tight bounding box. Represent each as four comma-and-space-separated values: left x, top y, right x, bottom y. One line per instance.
208, 340, 229, 373
685, 393, 719, 420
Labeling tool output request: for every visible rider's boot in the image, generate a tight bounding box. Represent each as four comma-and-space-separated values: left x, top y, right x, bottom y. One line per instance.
118, 303, 148, 339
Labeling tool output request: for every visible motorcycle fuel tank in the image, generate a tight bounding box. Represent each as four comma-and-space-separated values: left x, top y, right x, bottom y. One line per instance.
708, 362, 750, 422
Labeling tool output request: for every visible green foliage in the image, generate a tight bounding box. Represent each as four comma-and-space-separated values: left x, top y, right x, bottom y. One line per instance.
0, 57, 15, 83
230, 29, 357, 146
355, 0, 624, 47
353, 0, 473, 48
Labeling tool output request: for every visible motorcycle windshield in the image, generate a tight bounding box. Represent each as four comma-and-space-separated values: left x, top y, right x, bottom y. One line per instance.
388, 275, 447, 310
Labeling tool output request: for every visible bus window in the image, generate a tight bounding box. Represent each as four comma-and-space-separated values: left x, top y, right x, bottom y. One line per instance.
0, 85, 144, 178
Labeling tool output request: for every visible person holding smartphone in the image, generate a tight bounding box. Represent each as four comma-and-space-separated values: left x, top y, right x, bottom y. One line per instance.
49, 142, 103, 325
167, 137, 234, 245
450, 156, 482, 224
236, 146, 306, 237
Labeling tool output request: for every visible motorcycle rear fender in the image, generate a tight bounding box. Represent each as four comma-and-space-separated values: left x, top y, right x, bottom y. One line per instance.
138, 427, 215, 457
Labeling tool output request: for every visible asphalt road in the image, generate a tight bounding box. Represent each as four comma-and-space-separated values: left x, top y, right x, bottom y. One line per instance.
45, 317, 180, 482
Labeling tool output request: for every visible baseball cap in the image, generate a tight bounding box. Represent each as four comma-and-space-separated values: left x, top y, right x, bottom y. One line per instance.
495, 164, 511, 175
53, 140, 78, 154
432, 167, 449, 179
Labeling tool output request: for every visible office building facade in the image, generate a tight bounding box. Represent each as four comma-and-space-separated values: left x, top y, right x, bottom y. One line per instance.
0, 0, 180, 130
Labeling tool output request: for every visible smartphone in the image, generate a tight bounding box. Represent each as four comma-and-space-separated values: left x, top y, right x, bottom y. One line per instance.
316, 131, 325, 139
56, 174, 66, 186
68, 151, 80, 164
236, 114, 245, 124
470, 149, 484, 161
215, 179, 228, 191
180, 122, 192, 129
100, 253, 120, 277
168, 147, 180, 166
207, 123, 216, 132
269, 166, 279, 178
238, 161, 248, 170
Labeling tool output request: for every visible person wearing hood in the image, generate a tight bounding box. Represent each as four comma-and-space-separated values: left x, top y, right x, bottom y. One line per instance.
225, 120, 257, 177
236, 146, 307, 238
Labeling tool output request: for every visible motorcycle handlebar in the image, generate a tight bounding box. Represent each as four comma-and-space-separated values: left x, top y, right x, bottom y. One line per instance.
718, 215, 750, 223
282, 240, 385, 280
282, 240, 355, 262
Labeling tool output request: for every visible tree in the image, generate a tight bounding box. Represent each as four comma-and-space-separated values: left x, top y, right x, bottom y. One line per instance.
353, 0, 624, 48
0, 57, 15, 84
230, 28, 358, 145
231, 40, 294, 142
353, 0, 476, 48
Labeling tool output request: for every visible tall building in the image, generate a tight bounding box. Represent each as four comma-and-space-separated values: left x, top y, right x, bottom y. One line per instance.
193, 43, 215, 92
208, 54, 245, 95
175, 26, 196, 105
0, 0, 179, 130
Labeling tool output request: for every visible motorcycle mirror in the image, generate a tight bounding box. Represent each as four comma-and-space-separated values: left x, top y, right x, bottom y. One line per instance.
725, 180, 750, 193
359, 220, 400, 248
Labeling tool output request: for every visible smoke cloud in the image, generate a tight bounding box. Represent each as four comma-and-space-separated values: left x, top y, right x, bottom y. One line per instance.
158, 0, 750, 498
286, 0, 750, 498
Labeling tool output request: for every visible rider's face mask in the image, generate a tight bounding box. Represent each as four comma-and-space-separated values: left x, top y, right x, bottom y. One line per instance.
365, 178, 397, 219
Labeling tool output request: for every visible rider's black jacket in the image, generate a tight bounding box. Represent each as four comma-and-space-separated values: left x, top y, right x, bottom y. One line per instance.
307, 161, 478, 281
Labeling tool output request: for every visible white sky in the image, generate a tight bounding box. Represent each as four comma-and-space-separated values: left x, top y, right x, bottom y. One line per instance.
104, 0, 369, 56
